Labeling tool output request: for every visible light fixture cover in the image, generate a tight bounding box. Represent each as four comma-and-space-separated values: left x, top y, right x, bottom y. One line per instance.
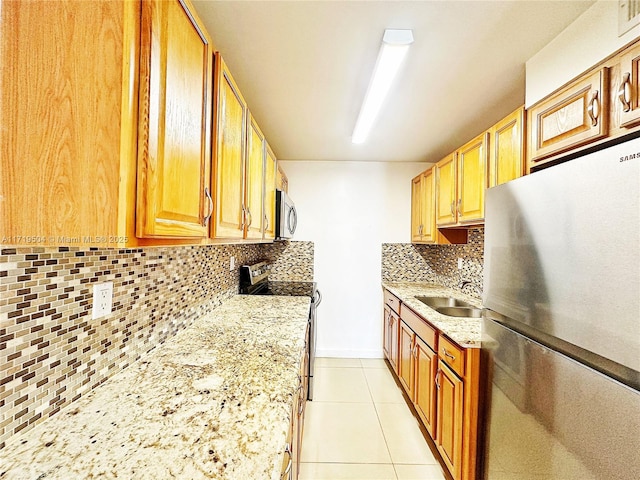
352, 29, 414, 144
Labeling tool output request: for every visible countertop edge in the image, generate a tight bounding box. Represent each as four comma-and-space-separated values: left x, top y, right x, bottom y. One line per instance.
381, 281, 481, 348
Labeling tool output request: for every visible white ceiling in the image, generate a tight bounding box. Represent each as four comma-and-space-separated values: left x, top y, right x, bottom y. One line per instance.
192, 0, 595, 163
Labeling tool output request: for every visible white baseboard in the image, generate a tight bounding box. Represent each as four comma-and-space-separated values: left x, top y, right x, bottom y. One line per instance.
315, 348, 383, 359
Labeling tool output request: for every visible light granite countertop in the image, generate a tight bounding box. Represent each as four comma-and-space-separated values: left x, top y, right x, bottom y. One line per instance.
382, 281, 482, 348
0, 295, 311, 480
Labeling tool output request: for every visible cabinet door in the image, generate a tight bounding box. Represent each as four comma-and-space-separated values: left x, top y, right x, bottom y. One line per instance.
382, 308, 400, 373
414, 337, 437, 437
398, 320, 414, 394
277, 165, 289, 193
411, 174, 423, 242
0, 0, 137, 246
245, 114, 265, 239
420, 169, 438, 243
617, 43, 640, 128
435, 153, 457, 226
389, 310, 399, 373
489, 107, 524, 187
136, 0, 212, 238
528, 68, 608, 164
436, 361, 464, 480
382, 306, 391, 359
264, 144, 277, 240
213, 56, 247, 239
457, 132, 487, 223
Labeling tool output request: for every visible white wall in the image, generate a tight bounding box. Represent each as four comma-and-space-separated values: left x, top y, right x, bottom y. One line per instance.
280, 160, 426, 358
526, 0, 640, 107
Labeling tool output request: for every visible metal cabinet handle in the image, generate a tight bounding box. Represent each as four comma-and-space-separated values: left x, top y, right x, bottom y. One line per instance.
246, 208, 253, 228
264, 214, 269, 232
282, 443, 293, 479
441, 347, 456, 361
457, 198, 462, 217
203, 187, 213, 227
435, 367, 441, 390
619, 72, 632, 112
587, 90, 600, 127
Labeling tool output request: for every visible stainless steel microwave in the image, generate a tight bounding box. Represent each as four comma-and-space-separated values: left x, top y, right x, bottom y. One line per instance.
275, 189, 297, 239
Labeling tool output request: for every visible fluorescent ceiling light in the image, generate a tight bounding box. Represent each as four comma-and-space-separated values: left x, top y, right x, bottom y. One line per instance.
352, 29, 414, 144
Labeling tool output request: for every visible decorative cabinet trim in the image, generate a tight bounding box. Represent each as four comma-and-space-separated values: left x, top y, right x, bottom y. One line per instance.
618, 43, 640, 128
529, 68, 609, 163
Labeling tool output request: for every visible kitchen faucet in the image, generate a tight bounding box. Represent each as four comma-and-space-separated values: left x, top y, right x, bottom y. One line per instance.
458, 278, 482, 295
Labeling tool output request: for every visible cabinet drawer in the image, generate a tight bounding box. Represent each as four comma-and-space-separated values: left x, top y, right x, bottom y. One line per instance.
400, 305, 436, 351
528, 68, 608, 163
439, 335, 465, 378
384, 290, 401, 314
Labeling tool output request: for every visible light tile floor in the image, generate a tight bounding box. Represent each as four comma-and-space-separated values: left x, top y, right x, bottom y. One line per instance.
300, 358, 447, 480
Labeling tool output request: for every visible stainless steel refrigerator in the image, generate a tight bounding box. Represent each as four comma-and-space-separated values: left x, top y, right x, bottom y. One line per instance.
481, 137, 640, 480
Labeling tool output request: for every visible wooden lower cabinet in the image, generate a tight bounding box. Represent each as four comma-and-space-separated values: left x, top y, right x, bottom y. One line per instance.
383, 297, 480, 480
414, 337, 438, 437
280, 325, 309, 480
383, 305, 399, 373
281, 413, 295, 480
436, 360, 464, 479
398, 320, 414, 393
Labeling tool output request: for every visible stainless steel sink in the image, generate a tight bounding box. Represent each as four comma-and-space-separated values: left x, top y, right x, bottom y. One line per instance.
435, 306, 482, 318
415, 296, 473, 309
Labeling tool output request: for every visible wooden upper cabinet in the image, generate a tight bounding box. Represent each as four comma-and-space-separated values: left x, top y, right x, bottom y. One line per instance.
213, 55, 247, 239
0, 0, 140, 247
264, 144, 277, 240
245, 114, 265, 240
616, 42, 640, 128
528, 68, 608, 164
137, 0, 213, 238
435, 153, 457, 227
420, 170, 437, 243
457, 133, 488, 224
412, 169, 445, 244
489, 107, 525, 187
411, 174, 423, 242
277, 164, 289, 193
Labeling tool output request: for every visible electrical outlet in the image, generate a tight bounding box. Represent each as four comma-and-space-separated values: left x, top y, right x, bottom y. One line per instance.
230, 256, 236, 271
457, 258, 463, 270
92, 282, 113, 320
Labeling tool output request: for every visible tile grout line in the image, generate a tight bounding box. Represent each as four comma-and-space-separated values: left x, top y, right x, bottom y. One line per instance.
362, 363, 399, 479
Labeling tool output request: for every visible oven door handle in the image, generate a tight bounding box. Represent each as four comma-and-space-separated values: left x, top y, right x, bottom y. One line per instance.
313, 289, 322, 307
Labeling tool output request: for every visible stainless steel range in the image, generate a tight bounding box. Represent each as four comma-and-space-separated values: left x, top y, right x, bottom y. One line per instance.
240, 261, 321, 400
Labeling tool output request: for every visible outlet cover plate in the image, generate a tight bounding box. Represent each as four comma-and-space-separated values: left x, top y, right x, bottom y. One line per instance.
92, 282, 113, 320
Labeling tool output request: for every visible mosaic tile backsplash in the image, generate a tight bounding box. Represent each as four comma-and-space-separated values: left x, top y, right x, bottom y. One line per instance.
382, 228, 484, 298
261, 241, 314, 282
0, 241, 314, 450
